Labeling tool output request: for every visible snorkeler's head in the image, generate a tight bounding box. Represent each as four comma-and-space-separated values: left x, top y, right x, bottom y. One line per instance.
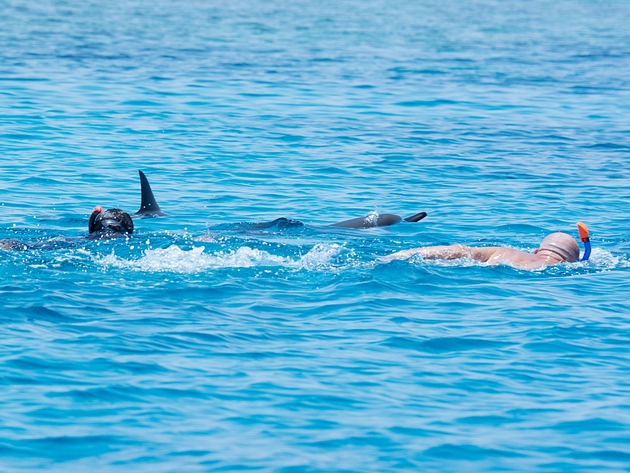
89, 207, 133, 236
536, 232, 580, 262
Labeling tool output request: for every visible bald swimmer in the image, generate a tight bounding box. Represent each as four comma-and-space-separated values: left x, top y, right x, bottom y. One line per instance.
381, 232, 582, 270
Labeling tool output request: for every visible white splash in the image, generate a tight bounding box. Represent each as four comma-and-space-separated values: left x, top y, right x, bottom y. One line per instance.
364, 210, 380, 226
97, 245, 291, 273
586, 247, 628, 269
94, 243, 346, 274
295, 243, 343, 270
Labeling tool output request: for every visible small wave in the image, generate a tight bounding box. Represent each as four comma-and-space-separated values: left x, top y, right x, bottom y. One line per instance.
382, 336, 507, 353
424, 443, 524, 459
587, 247, 629, 269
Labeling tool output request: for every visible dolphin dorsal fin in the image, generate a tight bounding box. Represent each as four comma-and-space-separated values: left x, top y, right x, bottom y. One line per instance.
135, 170, 166, 216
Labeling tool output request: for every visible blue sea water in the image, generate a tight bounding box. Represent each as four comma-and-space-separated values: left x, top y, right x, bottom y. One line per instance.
1, 0, 630, 471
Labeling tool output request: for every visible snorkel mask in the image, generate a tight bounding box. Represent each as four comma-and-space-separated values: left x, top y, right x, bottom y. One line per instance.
577, 222, 591, 261
89, 206, 134, 235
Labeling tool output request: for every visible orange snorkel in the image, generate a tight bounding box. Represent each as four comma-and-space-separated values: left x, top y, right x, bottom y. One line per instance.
577, 222, 591, 261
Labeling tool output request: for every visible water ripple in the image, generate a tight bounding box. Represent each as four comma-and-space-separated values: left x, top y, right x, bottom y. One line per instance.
1, 0, 629, 471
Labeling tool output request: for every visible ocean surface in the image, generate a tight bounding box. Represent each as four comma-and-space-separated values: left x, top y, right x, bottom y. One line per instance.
1, 0, 629, 471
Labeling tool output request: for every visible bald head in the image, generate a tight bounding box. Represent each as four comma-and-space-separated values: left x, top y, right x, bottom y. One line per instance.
538, 232, 580, 262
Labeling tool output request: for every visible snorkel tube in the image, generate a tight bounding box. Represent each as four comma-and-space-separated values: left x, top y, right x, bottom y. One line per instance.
89, 206, 103, 233
577, 222, 591, 261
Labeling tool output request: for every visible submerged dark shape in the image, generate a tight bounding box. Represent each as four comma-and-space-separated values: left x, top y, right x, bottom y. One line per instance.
0, 238, 28, 251
240, 217, 305, 231
330, 211, 427, 228
135, 169, 166, 217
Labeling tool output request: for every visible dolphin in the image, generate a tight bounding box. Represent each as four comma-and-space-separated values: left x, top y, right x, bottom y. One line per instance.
330, 211, 427, 228
133, 169, 423, 228
222, 211, 428, 236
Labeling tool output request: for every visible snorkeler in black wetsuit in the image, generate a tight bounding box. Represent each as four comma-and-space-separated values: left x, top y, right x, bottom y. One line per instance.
0, 170, 163, 250
0, 207, 135, 250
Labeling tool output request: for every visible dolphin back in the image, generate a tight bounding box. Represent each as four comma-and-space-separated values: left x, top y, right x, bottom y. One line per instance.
330, 213, 402, 228
135, 170, 166, 217
330, 211, 427, 228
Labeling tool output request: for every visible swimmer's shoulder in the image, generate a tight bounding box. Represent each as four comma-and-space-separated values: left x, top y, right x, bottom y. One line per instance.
487, 247, 549, 269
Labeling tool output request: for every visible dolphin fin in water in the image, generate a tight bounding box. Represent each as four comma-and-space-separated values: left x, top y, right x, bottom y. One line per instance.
330, 211, 427, 228
135, 169, 166, 217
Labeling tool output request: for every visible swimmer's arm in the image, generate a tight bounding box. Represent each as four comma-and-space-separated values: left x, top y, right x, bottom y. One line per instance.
379, 247, 425, 262
380, 245, 499, 263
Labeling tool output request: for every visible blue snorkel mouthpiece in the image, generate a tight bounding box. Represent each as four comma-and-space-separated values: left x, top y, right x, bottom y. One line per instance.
577, 222, 591, 261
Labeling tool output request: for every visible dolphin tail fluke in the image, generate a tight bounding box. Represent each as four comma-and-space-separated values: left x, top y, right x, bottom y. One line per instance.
403, 211, 428, 223
135, 170, 166, 217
